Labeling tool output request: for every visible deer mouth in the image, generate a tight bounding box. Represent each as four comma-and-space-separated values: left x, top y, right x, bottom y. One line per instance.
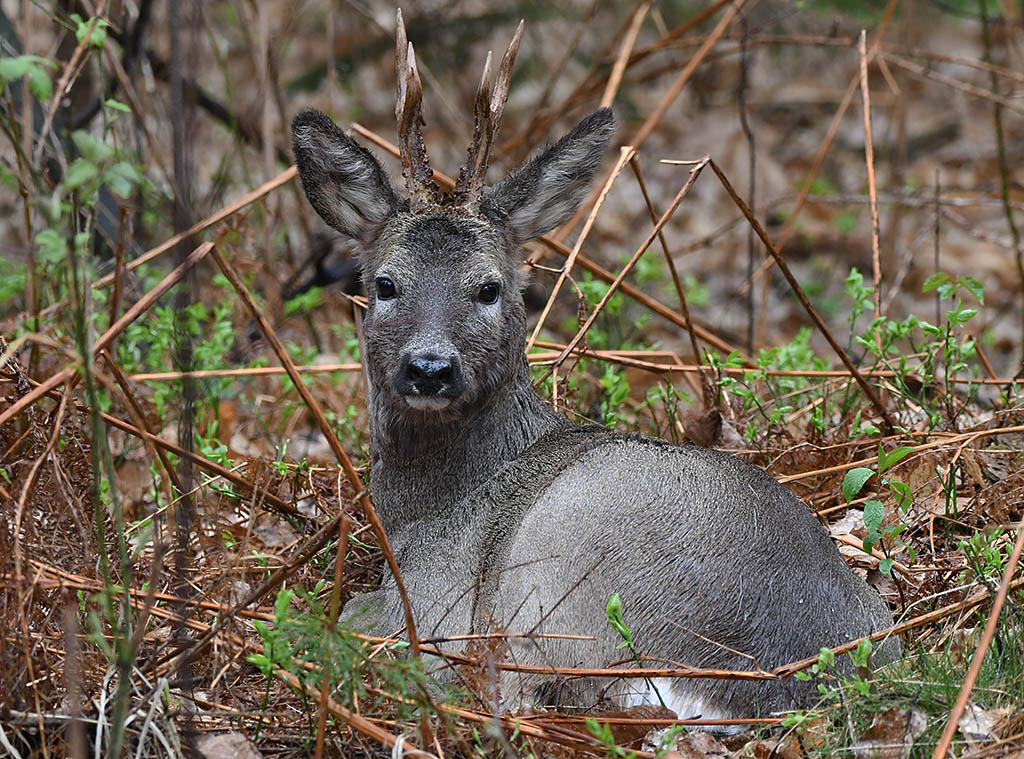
404, 395, 453, 411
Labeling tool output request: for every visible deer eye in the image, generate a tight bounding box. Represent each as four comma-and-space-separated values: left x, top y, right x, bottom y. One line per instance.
477, 282, 500, 305
375, 277, 397, 300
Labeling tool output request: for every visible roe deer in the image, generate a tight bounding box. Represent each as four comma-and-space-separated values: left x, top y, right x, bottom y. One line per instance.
291, 12, 898, 723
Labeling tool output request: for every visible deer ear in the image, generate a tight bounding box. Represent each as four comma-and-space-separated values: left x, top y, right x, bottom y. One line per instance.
483, 108, 614, 246
292, 109, 401, 241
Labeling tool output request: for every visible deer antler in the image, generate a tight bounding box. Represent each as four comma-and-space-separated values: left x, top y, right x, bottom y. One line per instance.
453, 20, 524, 211
395, 9, 437, 210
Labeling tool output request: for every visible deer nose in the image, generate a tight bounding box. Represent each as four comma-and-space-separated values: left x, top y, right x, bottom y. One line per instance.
408, 357, 454, 384
396, 352, 466, 402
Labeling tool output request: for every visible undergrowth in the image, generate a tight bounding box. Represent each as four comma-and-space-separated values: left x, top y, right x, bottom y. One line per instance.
2, 3, 1023, 758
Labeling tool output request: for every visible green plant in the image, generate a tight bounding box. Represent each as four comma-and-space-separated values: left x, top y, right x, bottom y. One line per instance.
585, 718, 635, 759
248, 586, 435, 731
599, 366, 631, 428
841, 444, 915, 577
709, 327, 828, 448
606, 593, 666, 708
959, 528, 1008, 585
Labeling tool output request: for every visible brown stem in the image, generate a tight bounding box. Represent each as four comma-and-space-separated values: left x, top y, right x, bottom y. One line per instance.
707, 159, 899, 433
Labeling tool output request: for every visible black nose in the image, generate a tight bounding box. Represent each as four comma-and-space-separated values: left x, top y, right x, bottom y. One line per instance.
395, 352, 466, 399
408, 357, 454, 385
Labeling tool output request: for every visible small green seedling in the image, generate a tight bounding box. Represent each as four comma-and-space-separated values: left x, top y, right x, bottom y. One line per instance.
606, 593, 666, 708
841, 444, 915, 576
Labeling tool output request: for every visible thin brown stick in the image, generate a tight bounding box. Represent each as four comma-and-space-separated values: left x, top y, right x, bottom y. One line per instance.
600, 1, 650, 108
98, 409, 296, 513
859, 30, 883, 324
630, 0, 743, 149
932, 523, 1024, 759
628, 155, 704, 366
99, 350, 183, 498
18, 353, 1015, 388
704, 159, 899, 432
92, 168, 296, 290
775, 575, 1024, 679
537, 158, 710, 384
526, 146, 635, 351
108, 207, 129, 328
883, 51, 1024, 116
778, 423, 1024, 484
276, 666, 439, 758
126, 363, 362, 381
743, 0, 899, 293
546, 0, 742, 246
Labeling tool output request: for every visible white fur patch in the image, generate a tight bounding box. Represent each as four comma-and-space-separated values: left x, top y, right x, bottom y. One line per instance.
623, 678, 740, 732
404, 395, 451, 411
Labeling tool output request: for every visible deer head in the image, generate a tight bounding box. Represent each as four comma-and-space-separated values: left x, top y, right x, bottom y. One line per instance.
292, 11, 613, 430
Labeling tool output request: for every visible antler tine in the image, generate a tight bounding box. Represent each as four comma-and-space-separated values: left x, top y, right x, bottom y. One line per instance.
395, 9, 437, 209
489, 20, 523, 139
453, 51, 492, 204
454, 20, 524, 211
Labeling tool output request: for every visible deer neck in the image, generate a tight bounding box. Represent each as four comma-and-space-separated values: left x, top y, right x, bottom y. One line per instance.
367, 356, 563, 533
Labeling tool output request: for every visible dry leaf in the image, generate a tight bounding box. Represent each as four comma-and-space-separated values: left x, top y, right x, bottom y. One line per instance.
853, 707, 927, 759
746, 733, 804, 759
659, 730, 731, 759
959, 702, 998, 747
196, 732, 263, 759
595, 704, 677, 747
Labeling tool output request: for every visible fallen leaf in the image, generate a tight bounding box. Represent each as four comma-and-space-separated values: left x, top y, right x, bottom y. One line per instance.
853, 707, 927, 759
659, 730, 731, 759
746, 733, 804, 759
196, 732, 263, 759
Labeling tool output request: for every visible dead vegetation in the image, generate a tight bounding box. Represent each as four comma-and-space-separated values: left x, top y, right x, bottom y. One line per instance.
2, 1, 1024, 757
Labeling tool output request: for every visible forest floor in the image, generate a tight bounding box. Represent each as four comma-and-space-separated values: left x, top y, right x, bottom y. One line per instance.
2, 1, 1024, 757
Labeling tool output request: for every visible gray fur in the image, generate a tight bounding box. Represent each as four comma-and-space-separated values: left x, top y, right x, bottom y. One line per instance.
291, 107, 898, 723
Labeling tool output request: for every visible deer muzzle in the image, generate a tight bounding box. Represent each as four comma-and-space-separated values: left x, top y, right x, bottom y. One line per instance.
394, 352, 467, 410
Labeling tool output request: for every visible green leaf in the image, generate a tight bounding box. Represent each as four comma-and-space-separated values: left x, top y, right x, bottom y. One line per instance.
889, 480, 913, 511
104, 162, 141, 198
0, 162, 17, 191
63, 158, 98, 190
961, 276, 985, 304
74, 16, 109, 47
105, 98, 131, 112
35, 228, 66, 263
877, 444, 913, 473
246, 653, 272, 675
0, 57, 30, 84
605, 593, 631, 643
273, 588, 293, 618
71, 131, 115, 163
922, 272, 950, 293
879, 558, 894, 576
26, 65, 51, 101
862, 532, 880, 554
842, 467, 875, 503
863, 499, 885, 534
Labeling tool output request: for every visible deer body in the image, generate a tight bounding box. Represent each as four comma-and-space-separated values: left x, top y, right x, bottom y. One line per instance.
291, 13, 897, 723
